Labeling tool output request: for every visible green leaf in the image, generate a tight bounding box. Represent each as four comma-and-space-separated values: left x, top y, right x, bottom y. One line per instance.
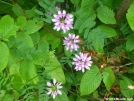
16, 34, 34, 49
70, 0, 80, 5
97, 5, 116, 24
64, 48, 72, 57
45, 51, 65, 84
80, 65, 102, 95
34, 9, 44, 15
0, 42, 9, 72
54, 91, 69, 101
30, 32, 40, 45
9, 63, 20, 75
126, 35, 134, 51
102, 67, 115, 91
38, 40, 49, 54
21, 20, 43, 34
19, 60, 38, 84
97, 25, 117, 38
81, 0, 94, 13
0, 15, 19, 41
12, 5, 23, 16
126, 0, 134, 31
120, 78, 134, 97
77, 97, 88, 101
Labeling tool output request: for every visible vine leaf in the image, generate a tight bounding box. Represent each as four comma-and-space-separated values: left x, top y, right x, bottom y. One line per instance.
80, 65, 102, 95
97, 5, 116, 24
0, 42, 9, 72
0, 15, 19, 41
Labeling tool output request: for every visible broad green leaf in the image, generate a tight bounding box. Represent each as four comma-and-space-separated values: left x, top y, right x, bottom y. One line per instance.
81, 0, 94, 13
64, 48, 72, 57
38, 40, 49, 54
88, 28, 107, 52
70, 0, 80, 5
11, 75, 23, 91
120, 78, 134, 97
0, 90, 5, 100
16, 33, 34, 49
9, 63, 20, 75
97, 25, 117, 38
21, 20, 43, 34
77, 97, 88, 101
97, 5, 116, 24
126, 35, 134, 51
45, 51, 65, 84
30, 32, 40, 45
0, 42, 9, 72
19, 60, 38, 84
16, 16, 27, 27
80, 65, 102, 95
101, 0, 113, 7
102, 67, 115, 91
54, 91, 69, 101
0, 15, 19, 41
126, 0, 134, 31
32, 52, 49, 66
68, 95, 76, 101
52, 38, 61, 50
79, 12, 96, 33
12, 5, 23, 16
1, 94, 14, 101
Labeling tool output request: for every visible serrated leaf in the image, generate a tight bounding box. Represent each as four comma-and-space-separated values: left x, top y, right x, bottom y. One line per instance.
0, 15, 19, 41
81, 0, 94, 13
16, 34, 34, 49
38, 40, 49, 54
97, 5, 116, 24
126, 0, 134, 31
102, 67, 115, 91
97, 25, 117, 38
19, 60, 38, 84
45, 52, 65, 84
21, 20, 43, 34
0, 42, 9, 72
80, 65, 102, 95
54, 91, 69, 101
30, 32, 40, 45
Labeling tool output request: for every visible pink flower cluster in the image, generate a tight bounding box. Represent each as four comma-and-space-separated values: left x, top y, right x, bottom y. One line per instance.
72, 53, 93, 72
52, 10, 73, 33
63, 34, 80, 52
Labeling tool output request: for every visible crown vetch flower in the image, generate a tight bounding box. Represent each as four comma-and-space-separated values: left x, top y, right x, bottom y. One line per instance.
52, 10, 73, 33
63, 33, 80, 52
72, 53, 93, 72
46, 78, 62, 99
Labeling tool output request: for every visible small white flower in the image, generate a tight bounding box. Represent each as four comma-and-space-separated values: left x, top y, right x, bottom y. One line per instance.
46, 78, 62, 99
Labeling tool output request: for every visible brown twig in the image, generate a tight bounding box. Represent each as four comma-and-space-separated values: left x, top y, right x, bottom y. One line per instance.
10, 0, 30, 19
116, 0, 132, 22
